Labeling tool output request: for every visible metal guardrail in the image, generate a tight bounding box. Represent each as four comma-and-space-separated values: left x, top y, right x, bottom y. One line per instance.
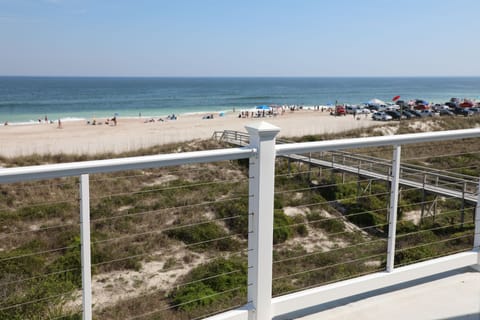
1, 126, 480, 320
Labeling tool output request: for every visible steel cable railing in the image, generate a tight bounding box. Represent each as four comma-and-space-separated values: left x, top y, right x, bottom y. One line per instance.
91, 232, 246, 268
91, 215, 245, 245
272, 253, 386, 282
1, 128, 479, 320
273, 238, 387, 265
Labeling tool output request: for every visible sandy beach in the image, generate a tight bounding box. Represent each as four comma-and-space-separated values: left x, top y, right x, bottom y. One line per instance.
0, 110, 378, 158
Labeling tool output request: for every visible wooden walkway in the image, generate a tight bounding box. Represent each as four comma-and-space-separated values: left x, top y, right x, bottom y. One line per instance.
213, 130, 478, 203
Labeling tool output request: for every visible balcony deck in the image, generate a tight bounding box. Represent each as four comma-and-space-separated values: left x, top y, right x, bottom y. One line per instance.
294, 267, 480, 320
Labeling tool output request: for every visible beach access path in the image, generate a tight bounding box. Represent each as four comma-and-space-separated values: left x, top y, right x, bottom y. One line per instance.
0, 111, 378, 158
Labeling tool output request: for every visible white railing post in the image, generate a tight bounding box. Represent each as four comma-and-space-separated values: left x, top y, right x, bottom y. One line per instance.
246, 122, 280, 320
474, 179, 480, 270
386, 145, 401, 272
80, 174, 92, 320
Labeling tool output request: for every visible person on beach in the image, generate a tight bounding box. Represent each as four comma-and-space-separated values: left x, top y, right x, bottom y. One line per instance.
57, 119, 62, 129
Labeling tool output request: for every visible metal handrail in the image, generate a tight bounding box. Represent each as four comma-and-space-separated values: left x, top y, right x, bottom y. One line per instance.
0, 147, 255, 183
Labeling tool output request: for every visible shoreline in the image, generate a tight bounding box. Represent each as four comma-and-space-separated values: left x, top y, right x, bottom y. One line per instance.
0, 109, 377, 158
1, 106, 328, 126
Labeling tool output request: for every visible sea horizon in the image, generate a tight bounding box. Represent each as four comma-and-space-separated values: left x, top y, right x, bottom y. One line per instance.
2, 75, 480, 79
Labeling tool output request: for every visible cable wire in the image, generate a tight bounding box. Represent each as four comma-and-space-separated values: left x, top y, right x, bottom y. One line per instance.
0, 267, 80, 287
396, 234, 473, 253
91, 179, 248, 201
92, 215, 244, 245
273, 238, 387, 264
92, 233, 245, 267
0, 244, 78, 263
272, 253, 385, 281
0, 290, 77, 311
127, 286, 245, 320
90, 195, 248, 224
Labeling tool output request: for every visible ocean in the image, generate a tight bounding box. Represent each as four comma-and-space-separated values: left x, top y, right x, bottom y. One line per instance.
0, 77, 479, 124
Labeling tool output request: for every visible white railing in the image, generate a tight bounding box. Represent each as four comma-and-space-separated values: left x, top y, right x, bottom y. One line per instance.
0, 123, 479, 320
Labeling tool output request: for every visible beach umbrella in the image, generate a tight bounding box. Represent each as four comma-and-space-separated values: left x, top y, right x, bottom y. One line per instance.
392, 95, 401, 101
256, 105, 270, 110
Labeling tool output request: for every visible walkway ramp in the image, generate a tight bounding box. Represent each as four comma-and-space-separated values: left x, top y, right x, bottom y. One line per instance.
213, 130, 478, 203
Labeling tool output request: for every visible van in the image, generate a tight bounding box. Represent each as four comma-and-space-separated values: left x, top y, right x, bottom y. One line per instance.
345, 105, 358, 114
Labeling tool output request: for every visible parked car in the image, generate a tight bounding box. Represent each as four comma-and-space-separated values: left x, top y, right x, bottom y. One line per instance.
439, 109, 455, 116
419, 110, 439, 117
372, 112, 393, 121
414, 104, 429, 110
468, 107, 480, 114
331, 105, 346, 116
345, 105, 358, 114
432, 104, 451, 112
401, 110, 415, 119
409, 110, 423, 118
385, 110, 404, 120
445, 102, 457, 109
453, 107, 473, 117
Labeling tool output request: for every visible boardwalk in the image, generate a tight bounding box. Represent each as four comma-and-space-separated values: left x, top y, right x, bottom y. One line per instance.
213, 130, 478, 203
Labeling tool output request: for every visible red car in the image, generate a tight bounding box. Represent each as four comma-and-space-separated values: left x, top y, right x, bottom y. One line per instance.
333, 105, 346, 116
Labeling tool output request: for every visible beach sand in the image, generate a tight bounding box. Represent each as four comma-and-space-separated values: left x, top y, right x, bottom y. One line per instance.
0, 111, 378, 158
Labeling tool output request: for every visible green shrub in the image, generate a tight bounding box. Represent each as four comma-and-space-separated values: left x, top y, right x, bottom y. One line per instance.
170, 258, 247, 311
48, 237, 82, 287
307, 211, 345, 234
273, 210, 293, 244
0, 242, 78, 320
394, 245, 436, 265
214, 199, 248, 237
17, 202, 73, 220
165, 222, 239, 251
396, 220, 418, 235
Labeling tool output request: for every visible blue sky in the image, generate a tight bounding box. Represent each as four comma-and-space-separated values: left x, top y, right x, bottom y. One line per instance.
1, 0, 479, 77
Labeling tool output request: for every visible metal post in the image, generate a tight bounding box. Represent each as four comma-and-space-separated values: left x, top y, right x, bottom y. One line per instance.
461, 182, 466, 228
308, 152, 311, 182
474, 179, 480, 271
80, 174, 92, 320
246, 122, 280, 320
386, 145, 401, 273
330, 154, 335, 183
356, 160, 361, 204
420, 174, 426, 223
386, 167, 392, 212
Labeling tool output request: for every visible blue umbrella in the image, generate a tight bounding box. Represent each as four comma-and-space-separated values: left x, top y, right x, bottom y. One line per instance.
256, 105, 270, 110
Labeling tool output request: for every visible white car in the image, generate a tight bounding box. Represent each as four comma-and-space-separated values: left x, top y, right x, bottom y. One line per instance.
372, 112, 392, 121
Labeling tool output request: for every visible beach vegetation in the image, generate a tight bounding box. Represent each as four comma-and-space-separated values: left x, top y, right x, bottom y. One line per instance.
169, 257, 247, 313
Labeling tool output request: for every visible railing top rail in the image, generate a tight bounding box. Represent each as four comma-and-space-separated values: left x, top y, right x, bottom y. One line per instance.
275, 128, 480, 156
0, 147, 254, 183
